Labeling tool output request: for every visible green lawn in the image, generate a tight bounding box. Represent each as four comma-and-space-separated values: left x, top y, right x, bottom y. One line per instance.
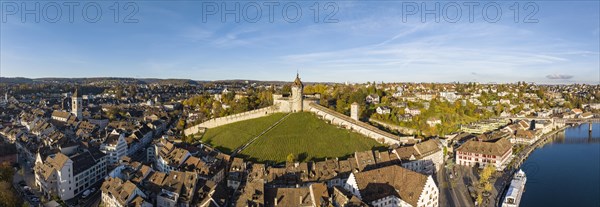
239, 112, 385, 163
199, 113, 287, 153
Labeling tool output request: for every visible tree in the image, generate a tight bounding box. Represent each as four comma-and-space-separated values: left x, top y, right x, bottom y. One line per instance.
127, 85, 137, 97
0, 181, 21, 207
480, 165, 495, 183
286, 153, 296, 163
176, 119, 186, 131
115, 86, 124, 99
0, 162, 13, 181
336, 98, 348, 114
282, 85, 292, 95
0, 162, 21, 207
476, 193, 483, 206
484, 182, 493, 192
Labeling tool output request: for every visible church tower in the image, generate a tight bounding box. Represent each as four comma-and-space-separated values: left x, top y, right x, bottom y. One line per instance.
71, 88, 82, 120
291, 73, 304, 112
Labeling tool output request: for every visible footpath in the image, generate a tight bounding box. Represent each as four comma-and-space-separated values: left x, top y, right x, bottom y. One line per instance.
231, 113, 291, 157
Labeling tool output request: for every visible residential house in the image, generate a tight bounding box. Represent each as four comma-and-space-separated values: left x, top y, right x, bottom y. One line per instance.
366, 94, 380, 104
404, 108, 421, 116
227, 157, 246, 190
511, 130, 538, 145
393, 139, 444, 175
426, 118, 442, 127
101, 132, 129, 165
343, 165, 439, 207
34, 146, 107, 200
156, 171, 198, 207
265, 183, 330, 207
101, 177, 151, 207
376, 106, 391, 115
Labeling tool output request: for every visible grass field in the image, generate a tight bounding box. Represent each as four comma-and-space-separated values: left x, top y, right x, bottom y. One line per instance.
199, 113, 287, 153
239, 112, 385, 163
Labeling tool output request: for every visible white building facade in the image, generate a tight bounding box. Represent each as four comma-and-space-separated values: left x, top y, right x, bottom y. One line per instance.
101, 133, 128, 165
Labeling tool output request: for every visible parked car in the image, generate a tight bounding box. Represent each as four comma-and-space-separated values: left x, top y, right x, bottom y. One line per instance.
82, 189, 91, 199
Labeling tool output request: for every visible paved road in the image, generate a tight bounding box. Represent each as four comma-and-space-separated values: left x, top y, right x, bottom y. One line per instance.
438, 163, 475, 207
438, 167, 456, 207
453, 166, 475, 207
13, 159, 43, 206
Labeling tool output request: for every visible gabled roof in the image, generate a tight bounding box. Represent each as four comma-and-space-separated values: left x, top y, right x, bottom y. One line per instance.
394, 139, 441, 160
36, 152, 71, 180
267, 186, 313, 206
51, 110, 71, 119
235, 178, 265, 207
457, 138, 512, 156
354, 151, 376, 171
101, 177, 139, 206
352, 165, 429, 206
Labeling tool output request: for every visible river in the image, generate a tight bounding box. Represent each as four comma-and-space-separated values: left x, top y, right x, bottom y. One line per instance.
519, 123, 600, 207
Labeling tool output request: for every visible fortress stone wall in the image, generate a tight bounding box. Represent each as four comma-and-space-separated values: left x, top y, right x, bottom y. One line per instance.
184, 106, 279, 136
307, 103, 417, 145
185, 74, 417, 146
368, 118, 418, 135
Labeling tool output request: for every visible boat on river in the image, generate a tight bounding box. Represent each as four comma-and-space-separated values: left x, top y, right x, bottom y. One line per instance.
502, 169, 527, 207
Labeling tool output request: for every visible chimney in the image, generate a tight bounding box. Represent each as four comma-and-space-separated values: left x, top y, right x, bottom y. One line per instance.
274, 197, 278, 206
299, 195, 303, 204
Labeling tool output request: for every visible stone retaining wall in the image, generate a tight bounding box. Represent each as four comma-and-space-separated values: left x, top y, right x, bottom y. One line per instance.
184, 106, 279, 136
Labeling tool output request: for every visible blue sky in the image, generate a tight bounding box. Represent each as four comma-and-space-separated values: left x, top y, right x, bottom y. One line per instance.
1, 1, 599, 84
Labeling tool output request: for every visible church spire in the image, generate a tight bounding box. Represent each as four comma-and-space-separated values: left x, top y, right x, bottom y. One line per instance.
73, 87, 80, 98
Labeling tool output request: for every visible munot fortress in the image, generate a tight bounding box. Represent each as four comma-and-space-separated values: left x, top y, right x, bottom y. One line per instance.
184, 74, 416, 145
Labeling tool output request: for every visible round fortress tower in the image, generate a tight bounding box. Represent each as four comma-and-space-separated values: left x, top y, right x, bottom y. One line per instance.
291, 73, 304, 112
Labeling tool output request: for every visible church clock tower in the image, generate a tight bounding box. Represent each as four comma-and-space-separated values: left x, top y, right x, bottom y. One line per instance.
71, 88, 83, 120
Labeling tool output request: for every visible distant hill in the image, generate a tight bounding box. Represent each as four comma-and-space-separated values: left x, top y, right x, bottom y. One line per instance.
139, 78, 198, 85
1, 77, 191, 85
0, 77, 34, 84
0, 77, 333, 85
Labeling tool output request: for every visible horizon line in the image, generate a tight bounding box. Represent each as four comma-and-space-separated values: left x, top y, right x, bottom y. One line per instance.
1, 76, 598, 85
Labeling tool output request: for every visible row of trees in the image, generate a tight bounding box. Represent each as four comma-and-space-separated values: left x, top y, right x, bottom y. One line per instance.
183, 87, 275, 123
371, 98, 492, 137
476, 165, 496, 206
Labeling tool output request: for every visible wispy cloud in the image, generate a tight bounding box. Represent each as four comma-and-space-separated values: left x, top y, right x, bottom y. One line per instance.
1, 1, 598, 83
546, 74, 574, 80
375, 23, 429, 47
280, 21, 597, 83
179, 26, 213, 42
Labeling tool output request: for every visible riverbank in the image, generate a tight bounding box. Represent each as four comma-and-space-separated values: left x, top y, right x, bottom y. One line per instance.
511, 125, 570, 169
495, 125, 570, 207
498, 122, 600, 207
519, 122, 600, 207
